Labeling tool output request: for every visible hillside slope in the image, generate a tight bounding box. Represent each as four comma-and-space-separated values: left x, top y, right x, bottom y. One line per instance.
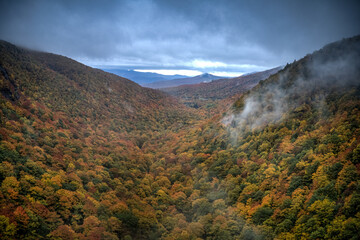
0, 41, 196, 133
144, 35, 360, 239
214, 35, 360, 239
0, 40, 200, 239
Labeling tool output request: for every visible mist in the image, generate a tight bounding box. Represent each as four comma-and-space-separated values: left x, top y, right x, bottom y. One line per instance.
223, 36, 360, 141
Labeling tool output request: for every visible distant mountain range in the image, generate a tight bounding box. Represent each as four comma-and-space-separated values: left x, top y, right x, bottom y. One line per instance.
162, 67, 282, 102
99, 68, 188, 85
144, 73, 226, 89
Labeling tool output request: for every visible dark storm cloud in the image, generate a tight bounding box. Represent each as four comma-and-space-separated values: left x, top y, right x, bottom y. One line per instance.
0, 0, 359, 70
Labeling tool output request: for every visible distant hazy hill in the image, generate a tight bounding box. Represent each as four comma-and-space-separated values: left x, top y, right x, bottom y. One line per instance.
99, 68, 188, 85
161, 67, 281, 109
144, 73, 226, 89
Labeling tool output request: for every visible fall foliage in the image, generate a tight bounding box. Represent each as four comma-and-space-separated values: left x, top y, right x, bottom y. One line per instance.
1, 36, 360, 239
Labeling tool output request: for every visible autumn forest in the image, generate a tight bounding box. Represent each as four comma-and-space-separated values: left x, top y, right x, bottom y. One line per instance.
1, 34, 360, 240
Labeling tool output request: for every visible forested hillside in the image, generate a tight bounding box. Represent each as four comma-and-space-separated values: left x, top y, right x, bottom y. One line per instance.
1, 36, 360, 240
0, 40, 201, 239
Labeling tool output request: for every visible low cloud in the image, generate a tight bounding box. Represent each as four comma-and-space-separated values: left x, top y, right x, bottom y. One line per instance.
190, 59, 227, 69
223, 38, 360, 140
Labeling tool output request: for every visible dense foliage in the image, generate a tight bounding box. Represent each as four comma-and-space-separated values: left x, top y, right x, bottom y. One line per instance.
0, 36, 360, 240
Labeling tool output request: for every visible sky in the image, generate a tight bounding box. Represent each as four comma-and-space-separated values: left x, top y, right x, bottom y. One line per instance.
0, 0, 359, 76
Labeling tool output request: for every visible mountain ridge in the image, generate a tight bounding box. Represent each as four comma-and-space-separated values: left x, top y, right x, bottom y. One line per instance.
144, 73, 226, 89
0, 40, 196, 132
99, 68, 189, 85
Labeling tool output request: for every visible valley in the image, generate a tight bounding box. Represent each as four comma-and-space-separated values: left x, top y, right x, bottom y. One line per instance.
0, 35, 360, 240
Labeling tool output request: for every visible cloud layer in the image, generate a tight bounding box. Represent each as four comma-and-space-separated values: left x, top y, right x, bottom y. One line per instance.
0, 0, 359, 72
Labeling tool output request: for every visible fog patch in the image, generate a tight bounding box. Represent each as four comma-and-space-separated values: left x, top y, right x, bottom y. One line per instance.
122, 101, 134, 113
223, 38, 360, 140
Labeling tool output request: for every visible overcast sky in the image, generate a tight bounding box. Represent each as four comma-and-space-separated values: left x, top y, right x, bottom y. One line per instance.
1, 0, 359, 76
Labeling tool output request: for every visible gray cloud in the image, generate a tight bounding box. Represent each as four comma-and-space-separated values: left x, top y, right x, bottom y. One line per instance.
0, 0, 359, 71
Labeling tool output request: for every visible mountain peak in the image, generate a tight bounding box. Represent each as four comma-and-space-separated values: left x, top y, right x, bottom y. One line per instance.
200, 73, 211, 77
